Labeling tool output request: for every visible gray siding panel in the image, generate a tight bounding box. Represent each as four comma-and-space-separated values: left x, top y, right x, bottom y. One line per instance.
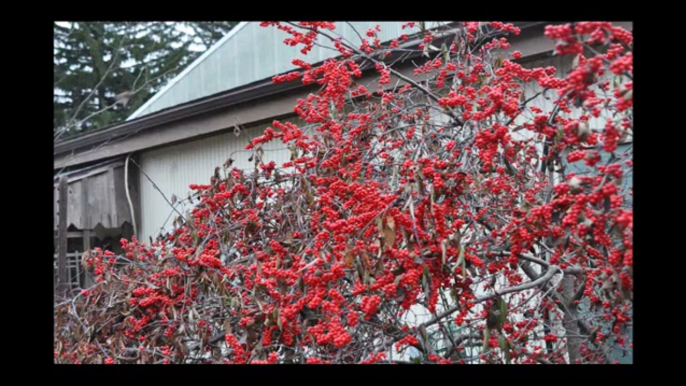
138, 120, 299, 240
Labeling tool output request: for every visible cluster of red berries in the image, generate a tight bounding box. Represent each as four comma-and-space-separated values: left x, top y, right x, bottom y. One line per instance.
395, 335, 419, 351
360, 295, 382, 320
359, 352, 387, 364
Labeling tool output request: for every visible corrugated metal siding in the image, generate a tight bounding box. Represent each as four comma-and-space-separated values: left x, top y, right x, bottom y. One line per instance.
515, 54, 615, 138
138, 54, 621, 240
132, 22, 427, 118
138, 121, 295, 240
512, 54, 623, 186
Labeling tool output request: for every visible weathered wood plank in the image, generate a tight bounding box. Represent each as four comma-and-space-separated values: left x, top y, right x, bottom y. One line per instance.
108, 168, 118, 228
87, 172, 111, 229
114, 166, 132, 226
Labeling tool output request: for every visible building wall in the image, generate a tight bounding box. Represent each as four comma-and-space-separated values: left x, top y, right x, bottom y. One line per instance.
138, 54, 580, 243
138, 120, 299, 240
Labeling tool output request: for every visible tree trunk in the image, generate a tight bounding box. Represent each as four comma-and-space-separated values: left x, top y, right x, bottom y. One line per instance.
562, 275, 582, 363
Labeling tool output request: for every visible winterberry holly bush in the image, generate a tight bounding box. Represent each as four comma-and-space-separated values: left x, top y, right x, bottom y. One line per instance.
54, 21, 632, 364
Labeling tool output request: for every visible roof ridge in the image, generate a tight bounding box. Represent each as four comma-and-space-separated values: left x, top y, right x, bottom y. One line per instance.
126, 22, 250, 121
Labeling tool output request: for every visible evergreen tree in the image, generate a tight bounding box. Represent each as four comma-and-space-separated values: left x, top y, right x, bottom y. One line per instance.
54, 22, 237, 139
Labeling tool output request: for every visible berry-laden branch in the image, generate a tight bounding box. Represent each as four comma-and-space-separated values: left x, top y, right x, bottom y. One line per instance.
55, 21, 632, 365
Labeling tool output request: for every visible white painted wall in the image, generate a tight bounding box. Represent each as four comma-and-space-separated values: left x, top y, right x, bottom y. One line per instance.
138, 121, 295, 240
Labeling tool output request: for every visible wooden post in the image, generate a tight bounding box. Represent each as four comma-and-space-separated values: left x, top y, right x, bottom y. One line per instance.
82, 230, 93, 287
57, 176, 69, 298
73, 250, 80, 288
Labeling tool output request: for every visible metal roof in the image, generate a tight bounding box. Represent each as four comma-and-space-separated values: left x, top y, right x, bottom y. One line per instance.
126, 22, 421, 120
